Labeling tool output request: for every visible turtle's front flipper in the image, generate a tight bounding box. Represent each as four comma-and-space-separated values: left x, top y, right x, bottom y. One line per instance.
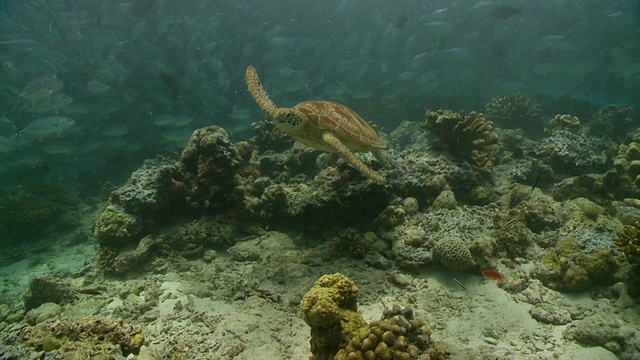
246, 65, 277, 116
321, 132, 387, 183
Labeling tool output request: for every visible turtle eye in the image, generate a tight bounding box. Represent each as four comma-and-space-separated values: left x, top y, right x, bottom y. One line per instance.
286, 113, 301, 126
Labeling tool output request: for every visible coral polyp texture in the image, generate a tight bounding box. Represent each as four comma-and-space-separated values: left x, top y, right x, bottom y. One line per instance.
614, 224, 640, 264
422, 109, 498, 176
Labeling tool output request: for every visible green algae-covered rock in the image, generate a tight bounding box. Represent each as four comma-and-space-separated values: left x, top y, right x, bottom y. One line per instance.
93, 204, 143, 247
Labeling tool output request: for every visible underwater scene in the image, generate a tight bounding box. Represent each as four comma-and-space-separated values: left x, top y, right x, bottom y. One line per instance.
1, 0, 640, 359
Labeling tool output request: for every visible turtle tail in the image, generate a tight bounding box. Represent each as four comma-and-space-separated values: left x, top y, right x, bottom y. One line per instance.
246, 65, 277, 116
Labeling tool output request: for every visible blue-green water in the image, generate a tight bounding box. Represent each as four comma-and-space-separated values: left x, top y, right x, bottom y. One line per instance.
0, 0, 637, 193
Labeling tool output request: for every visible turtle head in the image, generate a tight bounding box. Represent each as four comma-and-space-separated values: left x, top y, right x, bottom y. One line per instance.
272, 108, 306, 134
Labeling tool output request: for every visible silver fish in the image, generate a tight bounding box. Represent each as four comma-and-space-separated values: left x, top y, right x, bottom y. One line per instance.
19, 75, 63, 103
153, 114, 194, 127
86, 80, 112, 94
19, 116, 76, 137
24, 93, 73, 114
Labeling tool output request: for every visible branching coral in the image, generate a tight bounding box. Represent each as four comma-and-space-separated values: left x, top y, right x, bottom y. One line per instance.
422, 109, 498, 176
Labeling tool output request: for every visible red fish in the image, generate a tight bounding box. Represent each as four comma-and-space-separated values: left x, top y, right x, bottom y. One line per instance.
482, 269, 506, 281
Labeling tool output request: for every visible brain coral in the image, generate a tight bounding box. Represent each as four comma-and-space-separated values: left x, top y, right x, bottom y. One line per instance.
432, 236, 475, 270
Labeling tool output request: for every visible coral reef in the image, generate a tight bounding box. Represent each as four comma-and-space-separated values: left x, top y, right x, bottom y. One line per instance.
0, 185, 79, 242
93, 126, 255, 275
250, 119, 294, 153
532, 129, 610, 176
93, 157, 185, 249
180, 125, 251, 206
301, 273, 366, 360
586, 104, 637, 141
538, 233, 618, 291
335, 305, 446, 360
485, 93, 543, 136
9, 317, 144, 357
422, 109, 498, 175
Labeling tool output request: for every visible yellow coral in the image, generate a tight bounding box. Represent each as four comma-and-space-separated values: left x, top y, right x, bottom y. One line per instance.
93, 204, 142, 246
301, 273, 366, 360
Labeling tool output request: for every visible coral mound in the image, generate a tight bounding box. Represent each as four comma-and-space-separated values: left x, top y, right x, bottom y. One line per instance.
301, 273, 366, 360
422, 109, 498, 176
335, 305, 445, 360
485, 93, 543, 135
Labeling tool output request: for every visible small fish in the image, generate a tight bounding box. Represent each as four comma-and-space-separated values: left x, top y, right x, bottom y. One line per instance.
19, 116, 76, 137
24, 93, 73, 114
491, 5, 521, 19
431, 8, 448, 15
500, 218, 518, 230
13, 75, 63, 111
20, 75, 62, 101
0, 38, 40, 46
453, 278, 468, 291
153, 114, 193, 127
469, 1, 496, 12
86, 80, 112, 94
482, 269, 506, 281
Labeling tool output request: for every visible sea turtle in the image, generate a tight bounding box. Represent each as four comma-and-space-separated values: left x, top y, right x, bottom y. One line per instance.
245, 65, 389, 183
